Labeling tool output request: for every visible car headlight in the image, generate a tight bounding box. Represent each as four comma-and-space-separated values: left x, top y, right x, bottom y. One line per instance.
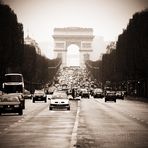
14, 105, 19, 108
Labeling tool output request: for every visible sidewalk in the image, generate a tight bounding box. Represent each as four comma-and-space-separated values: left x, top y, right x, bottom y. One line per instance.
125, 95, 148, 103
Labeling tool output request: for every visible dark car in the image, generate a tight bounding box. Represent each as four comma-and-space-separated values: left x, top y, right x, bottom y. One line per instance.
0, 94, 23, 115
33, 90, 46, 103
105, 90, 116, 102
7, 93, 25, 109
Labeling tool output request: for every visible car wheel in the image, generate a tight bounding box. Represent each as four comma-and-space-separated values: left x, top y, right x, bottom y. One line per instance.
67, 107, 70, 110
49, 107, 52, 110
114, 99, 116, 103
19, 109, 23, 115
105, 98, 107, 102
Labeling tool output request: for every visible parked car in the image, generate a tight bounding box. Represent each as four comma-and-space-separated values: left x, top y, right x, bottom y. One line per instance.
93, 88, 104, 98
32, 90, 46, 103
49, 91, 70, 110
105, 90, 116, 102
0, 94, 23, 115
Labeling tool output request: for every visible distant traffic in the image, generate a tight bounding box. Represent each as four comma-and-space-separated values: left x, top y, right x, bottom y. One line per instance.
0, 67, 126, 115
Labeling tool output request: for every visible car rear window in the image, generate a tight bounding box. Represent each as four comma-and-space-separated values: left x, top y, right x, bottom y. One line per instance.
0, 96, 19, 102
52, 93, 67, 99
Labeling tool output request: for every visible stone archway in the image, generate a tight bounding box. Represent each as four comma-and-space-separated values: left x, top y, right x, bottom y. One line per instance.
52, 27, 94, 67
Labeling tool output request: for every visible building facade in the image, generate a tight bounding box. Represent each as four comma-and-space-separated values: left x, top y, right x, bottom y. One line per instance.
24, 35, 41, 55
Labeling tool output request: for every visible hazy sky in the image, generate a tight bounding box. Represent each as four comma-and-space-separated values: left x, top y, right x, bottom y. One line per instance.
3, 0, 148, 59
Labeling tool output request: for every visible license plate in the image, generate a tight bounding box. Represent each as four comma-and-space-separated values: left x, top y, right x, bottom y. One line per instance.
6, 107, 13, 110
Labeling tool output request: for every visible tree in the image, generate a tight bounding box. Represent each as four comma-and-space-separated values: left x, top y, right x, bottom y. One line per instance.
0, 4, 24, 88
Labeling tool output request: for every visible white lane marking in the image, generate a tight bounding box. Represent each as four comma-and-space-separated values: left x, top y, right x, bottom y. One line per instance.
95, 99, 148, 125
70, 101, 80, 148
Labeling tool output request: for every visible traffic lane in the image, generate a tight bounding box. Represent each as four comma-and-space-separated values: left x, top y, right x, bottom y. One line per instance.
96, 97, 148, 124
121, 97, 148, 122
77, 99, 148, 148
0, 99, 48, 134
0, 100, 78, 148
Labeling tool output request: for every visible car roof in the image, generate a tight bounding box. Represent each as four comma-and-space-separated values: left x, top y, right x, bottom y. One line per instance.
5, 73, 23, 76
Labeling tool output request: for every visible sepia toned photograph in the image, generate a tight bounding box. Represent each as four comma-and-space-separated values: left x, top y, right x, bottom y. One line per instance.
0, 0, 148, 147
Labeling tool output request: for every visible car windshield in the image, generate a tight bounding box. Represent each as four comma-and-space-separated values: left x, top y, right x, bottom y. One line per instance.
107, 91, 116, 94
95, 88, 102, 92
52, 93, 67, 99
0, 96, 19, 102
4, 85, 23, 93
82, 89, 88, 92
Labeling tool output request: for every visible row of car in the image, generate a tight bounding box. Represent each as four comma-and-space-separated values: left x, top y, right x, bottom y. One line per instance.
0, 67, 126, 116
24, 88, 71, 110
0, 89, 71, 116
45, 67, 126, 103
0, 86, 126, 116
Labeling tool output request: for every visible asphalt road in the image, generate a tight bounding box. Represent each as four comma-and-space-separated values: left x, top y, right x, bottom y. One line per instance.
0, 99, 78, 148
0, 97, 148, 148
77, 97, 148, 148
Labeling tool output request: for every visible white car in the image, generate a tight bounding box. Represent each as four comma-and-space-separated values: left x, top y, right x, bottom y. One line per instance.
116, 91, 125, 99
49, 91, 70, 110
93, 88, 104, 98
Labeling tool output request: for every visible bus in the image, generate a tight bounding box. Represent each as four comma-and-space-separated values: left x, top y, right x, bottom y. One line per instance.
2, 73, 25, 109
2, 73, 24, 94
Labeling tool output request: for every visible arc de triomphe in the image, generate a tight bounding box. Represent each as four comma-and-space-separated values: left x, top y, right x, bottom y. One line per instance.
52, 27, 94, 67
